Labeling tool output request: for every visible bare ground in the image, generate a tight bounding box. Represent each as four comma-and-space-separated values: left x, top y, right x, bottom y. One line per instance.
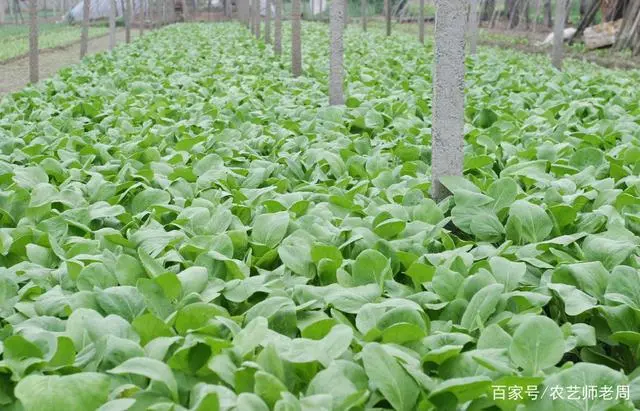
0, 29, 139, 97
478, 25, 640, 70
382, 18, 640, 71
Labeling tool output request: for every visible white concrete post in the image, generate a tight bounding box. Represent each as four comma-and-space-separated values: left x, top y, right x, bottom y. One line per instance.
552, 0, 566, 70
431, 0, 466, 201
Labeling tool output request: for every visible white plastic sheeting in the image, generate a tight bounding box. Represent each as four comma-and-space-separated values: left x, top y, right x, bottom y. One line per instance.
67, 0, 143, 22
307, 0, 327, 15
66, 0, 223, 22
258, 0, 275, 17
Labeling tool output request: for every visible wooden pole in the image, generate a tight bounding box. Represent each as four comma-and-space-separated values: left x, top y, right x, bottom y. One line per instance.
490, 4, 499, 27
14, 0, 25, 23
469, 0, 480, 54
265, 0, 271, 43
292, 0, 302, 76
149, 0, 157, 30
274, 0, 281, 54
614, 0, 640, 51
253, 0, 262, 39
250, 0, 255, 34
569, 0, 600, 44
329, 0, 344, 105
254, 0, 258, 35
518, 0, 529, 29
508, 0, 521, 28
431, 0, 466, 201
384, 0, 390, 36
183, 0, 190, 20
256, 0, 260, 38
147, 0, 152, 28
139, 0, 145, 36
419, 0, 424, 42
80, 0, 89, 58
156, 0, 161, 26
109, 0, 116, 49
544, 0, 551, 28
125, 0, 131, 42
361, 0, 366, 30
29, 0, 38, 83
532, 0, 541, 31
162, 0, 167, 25
343, 0, 347, 27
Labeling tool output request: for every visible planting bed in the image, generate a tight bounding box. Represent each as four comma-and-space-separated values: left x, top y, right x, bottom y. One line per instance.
0, 22, 639, 410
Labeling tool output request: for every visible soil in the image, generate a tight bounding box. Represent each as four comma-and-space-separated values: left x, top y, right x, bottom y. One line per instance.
0, 29, 138, 97
393, 18, 640, 70
479, 25, 640, 70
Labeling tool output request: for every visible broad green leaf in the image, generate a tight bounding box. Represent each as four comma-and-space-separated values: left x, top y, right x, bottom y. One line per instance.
487, 177, 518, 212
254, 371, 288, 407
505, 200, 553, 244
429, 376, 492, 403
174, 302, 229, 335
361, 343, 419, 411
132, 313, 174, 346
460, 284, 504, 331
77, 262, 118, 291
605, 266, 640, 310
552, 262, 609, 301
477, 324, 512, 349
488, 256, 526, 292
432, 267, 464, 302
245, 297, 297, 338
236, 393, 269, 411
548, 283, 598, 316
509, 316, 565, 375
307, 360, 368, 410
109, 357, 178, 401
15, 373, 110, 411
234, 317, 269, 357
96, 286, 145, 322
131, 188, 171, 215
527, 363, 628, 411
582, 232, 636, 270
252, 212, 290, 248
352, 249, 391, 287
277, 230, 315, 277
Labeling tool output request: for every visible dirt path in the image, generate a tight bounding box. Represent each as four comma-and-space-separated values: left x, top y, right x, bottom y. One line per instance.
392, 20, 640, 71
0, 29, 139, 97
